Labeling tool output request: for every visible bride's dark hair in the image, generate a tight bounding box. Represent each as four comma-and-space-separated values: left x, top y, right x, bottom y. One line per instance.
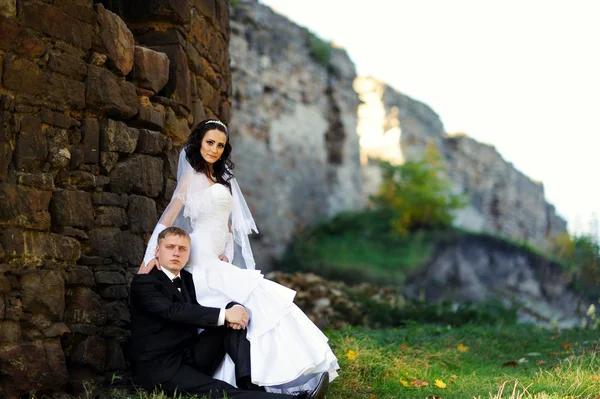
184, 119, 234, 190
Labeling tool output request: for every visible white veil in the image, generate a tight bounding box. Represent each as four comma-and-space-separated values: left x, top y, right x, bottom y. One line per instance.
168, 148, 258, 270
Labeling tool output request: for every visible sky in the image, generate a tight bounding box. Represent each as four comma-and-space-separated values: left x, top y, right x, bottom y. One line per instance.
260, 0, 600, 237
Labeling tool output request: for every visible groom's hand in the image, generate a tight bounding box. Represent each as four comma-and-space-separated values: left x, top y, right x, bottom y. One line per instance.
225, 305, 249, 329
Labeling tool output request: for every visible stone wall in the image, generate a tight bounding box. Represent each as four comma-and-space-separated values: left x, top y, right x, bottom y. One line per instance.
0, 0, 231, 396
356, 77, 567, 248
228, 1, 364, 266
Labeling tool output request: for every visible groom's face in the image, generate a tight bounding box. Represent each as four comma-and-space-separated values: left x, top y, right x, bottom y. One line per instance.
155, 234, 191, 275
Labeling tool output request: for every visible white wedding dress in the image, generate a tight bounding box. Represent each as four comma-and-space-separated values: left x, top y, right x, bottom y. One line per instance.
144, 168, 339, 393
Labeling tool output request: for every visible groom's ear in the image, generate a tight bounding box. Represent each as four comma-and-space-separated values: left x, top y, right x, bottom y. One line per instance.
155, 246, 159, 258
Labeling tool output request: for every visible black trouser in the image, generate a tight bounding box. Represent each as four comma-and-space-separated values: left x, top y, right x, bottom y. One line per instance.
161, 308, 296, 398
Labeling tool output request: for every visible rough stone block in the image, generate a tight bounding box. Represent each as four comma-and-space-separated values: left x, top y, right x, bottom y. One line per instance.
0, 273, 10, 293
137, 28, 186, 47
151, 43, 191, 110
54, 0, 95, 25
47, 52, 87, 81
47, 74, 86, 110
0, 341, 68, 397
20, 270, 65, 320
14, 113, 46, 173
0, 321, 21, 342
68, 335, 106, 373
93, 206, 128, 227
0, 229, 81, 262
0, 0, 16, 18
2, 56, 45, 96
88, 228, 122, 262
120, 230, 145, 266
50, 189, 94, 229
189, 9, 208, 46
91, 192, 128, 208
41, 108, 72, 128
164, 107, 190, 145
105, 339, 127, 371
100, 119, 139, 153
100, 151, 119, 173
128, 195, 157, 233
193, 0, 216, 23
199, 78, 219, 113
21, 2, 92, 50
109, 154, 163, 197
81, 118, 100, 164
104, 301, 130, 325
86, 65, 138, 120
42, 322, 70, 338
0, 15, 45, 57
94, 271, 125, 285
64, 266, 95, 287
136, 129, 167, 155
16, 173, 55, 190
99, 285, 128, 299
96, 4, 134, 76
0, 142, 11, 181
0, 183, 52, 230
65, 287, 107, 325
131, 102, 166, 130
131, 46, 170, 93
125, 0, 189, 24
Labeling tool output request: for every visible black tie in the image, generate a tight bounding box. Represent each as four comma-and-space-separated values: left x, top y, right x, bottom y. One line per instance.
172, 277, 183, 289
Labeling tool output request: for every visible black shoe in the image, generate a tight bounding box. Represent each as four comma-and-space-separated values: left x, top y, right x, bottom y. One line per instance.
296, 372, 329, 399
237, 376, 266, 392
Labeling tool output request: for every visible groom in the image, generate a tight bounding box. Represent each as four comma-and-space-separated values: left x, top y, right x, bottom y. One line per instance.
129, 227, 328, 399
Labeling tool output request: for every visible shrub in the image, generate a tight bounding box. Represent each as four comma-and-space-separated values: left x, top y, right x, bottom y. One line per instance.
307, 30, 332, 66
552, 231, 600, 294
371, 146, 467, 236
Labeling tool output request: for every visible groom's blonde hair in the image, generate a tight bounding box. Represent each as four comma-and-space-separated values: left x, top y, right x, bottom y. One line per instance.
158, 227, 191, 244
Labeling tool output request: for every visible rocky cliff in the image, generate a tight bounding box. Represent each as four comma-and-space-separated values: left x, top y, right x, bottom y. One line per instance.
228, 1, 364, 266
356, 77, 567, 248
0, 0, 231, 396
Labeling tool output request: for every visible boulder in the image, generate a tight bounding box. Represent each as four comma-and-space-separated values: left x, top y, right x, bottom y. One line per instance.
0, 182, 52, 230
131, 46, 170, 93
109, 154, 163, 197
50, 190, 94, 229
20, 270, 65, 320
95, 4, 134, 76
100, 119, 139, 153
86, 65, 138, 120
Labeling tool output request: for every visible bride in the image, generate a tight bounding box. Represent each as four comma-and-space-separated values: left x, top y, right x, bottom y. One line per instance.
139, 119, 339, 393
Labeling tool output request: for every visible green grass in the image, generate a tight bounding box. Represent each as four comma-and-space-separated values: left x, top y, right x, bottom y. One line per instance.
105, 324, 600, 399
281, 210, 435, 286
327, 324, 600, 399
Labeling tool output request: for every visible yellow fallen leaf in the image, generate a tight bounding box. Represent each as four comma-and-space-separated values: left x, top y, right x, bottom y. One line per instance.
457, 344, 469, 352
434, 379, 447, 389
345, 350, 358, 360
399, 378, 409, 387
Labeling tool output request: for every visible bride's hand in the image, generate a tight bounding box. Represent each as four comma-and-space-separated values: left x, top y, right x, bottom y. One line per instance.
218, 254, 229, 263
137, 258, 161, 274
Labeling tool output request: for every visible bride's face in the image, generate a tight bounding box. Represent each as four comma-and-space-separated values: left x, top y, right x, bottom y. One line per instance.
200, 129, 227, 165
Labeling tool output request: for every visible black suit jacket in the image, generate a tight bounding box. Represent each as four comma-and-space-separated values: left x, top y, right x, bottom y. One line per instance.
129, 268, 221, 388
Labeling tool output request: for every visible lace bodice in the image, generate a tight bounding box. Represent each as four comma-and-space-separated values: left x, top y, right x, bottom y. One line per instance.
183, 182, 232, 263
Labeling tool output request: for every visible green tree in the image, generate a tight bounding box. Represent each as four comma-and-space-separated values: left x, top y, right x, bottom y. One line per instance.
372, 146, 467, 236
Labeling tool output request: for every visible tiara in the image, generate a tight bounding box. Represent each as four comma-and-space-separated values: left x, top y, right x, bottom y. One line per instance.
206, 120, 228, 133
